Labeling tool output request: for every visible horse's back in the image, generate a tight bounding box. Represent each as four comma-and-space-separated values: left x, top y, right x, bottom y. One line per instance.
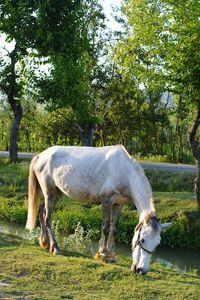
33, 145, 133, 202
35, 145, 130, 169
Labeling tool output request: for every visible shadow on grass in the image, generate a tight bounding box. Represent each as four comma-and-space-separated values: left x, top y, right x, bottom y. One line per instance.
60, 248, 92, 260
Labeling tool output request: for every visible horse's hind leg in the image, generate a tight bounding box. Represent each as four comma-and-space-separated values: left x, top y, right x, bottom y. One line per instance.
44, 194, 60, 255
37, 174, 60, 254
38, 204, 50, 250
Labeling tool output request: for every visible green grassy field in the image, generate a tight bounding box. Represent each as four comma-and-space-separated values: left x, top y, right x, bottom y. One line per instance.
1, 233, 200, 300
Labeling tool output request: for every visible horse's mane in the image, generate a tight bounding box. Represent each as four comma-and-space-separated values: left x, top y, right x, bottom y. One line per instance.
121, 146, 154, 210
131, 158, 152, 195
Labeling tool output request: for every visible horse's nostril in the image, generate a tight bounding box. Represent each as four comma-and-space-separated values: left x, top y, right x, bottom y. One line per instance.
136, 268, 147, 275
136, 268, 141, 274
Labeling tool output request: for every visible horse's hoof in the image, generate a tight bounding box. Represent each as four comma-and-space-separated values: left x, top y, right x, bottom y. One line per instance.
53, 248, 60, 255
50, 244, 60, 255
94, 252, 116, 263
39, 237, 50, 250
105, 257, 116, 264
94, 252, 106, 262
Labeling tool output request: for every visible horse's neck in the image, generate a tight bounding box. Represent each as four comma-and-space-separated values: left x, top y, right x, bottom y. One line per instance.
129, 182, 155, 222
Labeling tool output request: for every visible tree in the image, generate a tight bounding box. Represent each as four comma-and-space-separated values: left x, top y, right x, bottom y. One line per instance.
0, 0, 105, 161
0, 0, 38, 161
33, 0, 107, 146
116, 0, 200, 204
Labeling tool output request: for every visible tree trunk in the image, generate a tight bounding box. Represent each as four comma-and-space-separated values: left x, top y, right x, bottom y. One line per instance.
25, 128, 31, 152
188, 106, 200, 207
8, 88, 23, 163
78, 124, 95, 146
1, 119, 4, 145
177, 125, 184, 163
171, 133, 176, 163
0, 47, 23, 163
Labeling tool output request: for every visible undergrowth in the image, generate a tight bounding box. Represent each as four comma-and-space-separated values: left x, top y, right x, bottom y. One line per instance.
62, 222, 95, 255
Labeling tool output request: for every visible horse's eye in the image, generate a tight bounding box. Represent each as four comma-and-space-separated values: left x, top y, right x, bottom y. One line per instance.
141, 239, 145, 243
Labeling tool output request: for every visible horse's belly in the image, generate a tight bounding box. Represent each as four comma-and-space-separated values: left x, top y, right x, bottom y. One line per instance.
55, 177, 101, 203
54, 168, 130, 204
62, 188, 101, 204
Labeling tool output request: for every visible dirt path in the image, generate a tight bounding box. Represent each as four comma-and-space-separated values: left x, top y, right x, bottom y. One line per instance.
0, 150, 196, 173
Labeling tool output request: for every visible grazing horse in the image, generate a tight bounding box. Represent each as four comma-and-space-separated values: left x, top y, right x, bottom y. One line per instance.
26, 145, 172, 275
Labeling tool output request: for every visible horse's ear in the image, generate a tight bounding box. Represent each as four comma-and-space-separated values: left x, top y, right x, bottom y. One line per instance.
134, 222, 143, 233
160, 222, 172, 232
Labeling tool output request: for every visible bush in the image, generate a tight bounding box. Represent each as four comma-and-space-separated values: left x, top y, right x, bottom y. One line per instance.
161, 210, 200, 248
0, 198, 27, 223
146, 170, 195, 192
62, 222, 95, 255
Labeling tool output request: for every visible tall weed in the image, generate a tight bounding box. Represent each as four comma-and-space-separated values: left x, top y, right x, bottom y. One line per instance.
62, 222, 95, 255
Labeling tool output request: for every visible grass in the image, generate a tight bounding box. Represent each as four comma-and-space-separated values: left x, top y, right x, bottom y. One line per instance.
0, 233, 200, 300
154, 192, 197, 220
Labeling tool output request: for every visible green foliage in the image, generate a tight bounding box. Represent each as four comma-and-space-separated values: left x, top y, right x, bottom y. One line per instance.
117, 208, 137, 244
34, 0, 107, 134
35, 0, 89, 57
50, 193, 200, 248
135, 154, 170, 163
1, 0, 199, 161
29, 227, 40, 245
162, 211, 200, 248
118, 0, 200, 99
0, 0, 108, 153
113, 0, 200, 162
53, 203, 101, 239
0, 159, 29, 193
146, 170, 195, 192
0, 197, 27, 223
62, 222, 95, 255
32, 108, 79, 149
0, 110, 10, 151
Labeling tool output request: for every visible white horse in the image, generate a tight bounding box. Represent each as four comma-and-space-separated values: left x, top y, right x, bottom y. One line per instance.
26, 145, 172, 275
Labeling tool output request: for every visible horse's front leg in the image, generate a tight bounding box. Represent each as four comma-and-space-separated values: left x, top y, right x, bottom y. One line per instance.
106, 204, 123, 263
95, 196, 114, 262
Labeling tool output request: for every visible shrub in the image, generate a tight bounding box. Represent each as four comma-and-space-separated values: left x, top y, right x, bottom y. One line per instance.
62, 222, 95, 255
146, 170, 195, 192
0, 198, 27, 223
161, 210, 200, 248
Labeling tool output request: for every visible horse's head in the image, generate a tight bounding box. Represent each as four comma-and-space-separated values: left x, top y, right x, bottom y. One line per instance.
131, 212, 172, 275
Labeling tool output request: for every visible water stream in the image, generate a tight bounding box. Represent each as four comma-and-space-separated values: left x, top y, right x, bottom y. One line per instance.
1, 221, 200, 274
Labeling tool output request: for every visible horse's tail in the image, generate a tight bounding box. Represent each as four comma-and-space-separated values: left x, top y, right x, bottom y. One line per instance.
26, 156, 40, 231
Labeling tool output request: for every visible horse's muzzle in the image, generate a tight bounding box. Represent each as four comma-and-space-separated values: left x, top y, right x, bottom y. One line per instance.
136, 267, 147, 275
131, 264, 147, 275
